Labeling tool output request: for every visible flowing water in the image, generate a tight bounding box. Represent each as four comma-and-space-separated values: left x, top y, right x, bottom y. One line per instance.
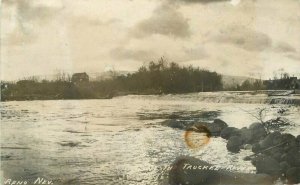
1, 92, 300, 185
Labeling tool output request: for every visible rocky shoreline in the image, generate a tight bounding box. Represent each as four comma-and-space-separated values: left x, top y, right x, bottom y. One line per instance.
161, 117, 300, 184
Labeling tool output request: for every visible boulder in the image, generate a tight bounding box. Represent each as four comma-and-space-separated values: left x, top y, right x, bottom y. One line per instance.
169, 156, 220, 185
268, 148, 283, 162
162, 120, 227, 137
286, 167, 300, 184
259, 131, 282, 150
168, 156, 273, 185
248, 123, 267, 142
251, 155, 281, 177
244, 156, 252, 161
194, 121, 224, 137
213, 119, 228, 129
249, 122, 263, 130
220, 127, 240, 140
239, 128, 253, 144
279, 161, 290, 175
252, 143, 261, 153
255, 133, 297, 163
206, 125, 223, 137
161, 119, 190, 129
281, 149, 300, 167
296, 135, 300, 146
227, 136, 243, 153
242, 144, 252, 150
280, 134, 297, 152
161, 119, 229, 136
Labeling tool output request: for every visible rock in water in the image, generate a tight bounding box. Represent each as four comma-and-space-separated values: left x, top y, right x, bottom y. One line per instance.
239, 128, 253, 144
161, 119, 189, 129
296, 135, 300, 146
281, 149, 300, 167
286, 167, 300, 184
207, 119, 228, 136
259, 131, 282, 150
221, 127, 240, 140
169, 156, 221, 185
252, 143, 261, 153
213, 119, 228, 129
251, 155, 281, 177
279, 161, 291, 174
248, 122, 267, 142
281, 134, 297, 152
161, 119, 229, 137
192, 121, 224, 137
243, 144, 252, 150
227, 136, 243, 153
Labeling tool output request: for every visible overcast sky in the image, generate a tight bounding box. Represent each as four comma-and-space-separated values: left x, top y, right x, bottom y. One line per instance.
1, 0, 300, 81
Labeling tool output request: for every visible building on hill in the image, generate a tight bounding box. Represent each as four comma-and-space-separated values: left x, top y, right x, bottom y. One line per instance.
71, 72, 89, 83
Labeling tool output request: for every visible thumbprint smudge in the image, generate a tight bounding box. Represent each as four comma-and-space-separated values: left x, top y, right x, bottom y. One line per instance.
184, 124, 211, 149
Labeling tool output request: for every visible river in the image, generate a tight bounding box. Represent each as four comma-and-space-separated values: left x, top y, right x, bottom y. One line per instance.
1, 92, 300, 184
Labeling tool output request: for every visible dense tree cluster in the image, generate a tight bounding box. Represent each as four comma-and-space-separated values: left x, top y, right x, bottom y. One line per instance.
227, 73, 299, 91
116, 58, 223, 94
264, 73, 298, 90
229, 79, 266, 91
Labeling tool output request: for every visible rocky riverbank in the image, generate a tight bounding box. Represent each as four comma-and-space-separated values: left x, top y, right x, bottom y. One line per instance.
161, 117, 300, 184
168, 156, 273, 185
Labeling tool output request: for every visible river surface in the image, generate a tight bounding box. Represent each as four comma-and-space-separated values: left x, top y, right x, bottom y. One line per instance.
1, 92, 300, 185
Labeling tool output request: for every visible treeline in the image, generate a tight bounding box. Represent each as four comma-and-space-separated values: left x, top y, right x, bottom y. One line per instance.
227, 73, 299, 91
227, 79, 266, 91
1, 59, 223, 101
115, 58, 223, 94
264, 73, 299, 90
1, 80, 101, 101
2, 58, 298, 101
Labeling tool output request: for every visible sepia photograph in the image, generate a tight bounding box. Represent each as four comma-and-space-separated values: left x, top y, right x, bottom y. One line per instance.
1, 0, 300, 184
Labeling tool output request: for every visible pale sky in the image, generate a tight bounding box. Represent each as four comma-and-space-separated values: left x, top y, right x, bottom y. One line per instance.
1, 0, 300, 81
